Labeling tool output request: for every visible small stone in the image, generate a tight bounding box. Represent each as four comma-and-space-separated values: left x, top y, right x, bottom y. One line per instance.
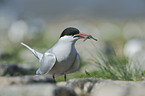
0, 75, 56, 86
0, 84, 56, 96
90, 80, 145, 96
0, 63, 37, 76
83, 82, 93, 93
54, 87, 77, 96
57, 82, 66, 87
66, 78, 102, 96
66, 78, 102, 89
73, 87, 82, 95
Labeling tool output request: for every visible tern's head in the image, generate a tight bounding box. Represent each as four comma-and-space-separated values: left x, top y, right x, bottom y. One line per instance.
59, 27, 87, 42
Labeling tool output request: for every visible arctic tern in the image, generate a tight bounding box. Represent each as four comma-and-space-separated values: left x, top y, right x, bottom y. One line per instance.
21, 27, 97, 81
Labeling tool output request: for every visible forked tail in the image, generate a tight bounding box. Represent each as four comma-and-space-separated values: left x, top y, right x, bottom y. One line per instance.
21, 42, 43, 61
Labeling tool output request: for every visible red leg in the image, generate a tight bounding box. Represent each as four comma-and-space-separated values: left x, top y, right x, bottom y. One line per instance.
52, 74, 55, 80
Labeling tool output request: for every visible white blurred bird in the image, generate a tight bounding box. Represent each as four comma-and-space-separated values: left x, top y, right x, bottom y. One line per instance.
21, 27, 92, 80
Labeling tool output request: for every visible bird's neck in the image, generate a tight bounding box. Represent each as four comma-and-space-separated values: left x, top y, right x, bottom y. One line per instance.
57, 37, 77, 46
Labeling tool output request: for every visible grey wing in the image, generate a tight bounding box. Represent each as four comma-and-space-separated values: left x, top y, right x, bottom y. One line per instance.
66, 53, 80, 74
36, 52, 56, 74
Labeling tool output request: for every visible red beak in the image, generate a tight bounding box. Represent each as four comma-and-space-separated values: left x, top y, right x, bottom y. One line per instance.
73, 33, 87, 39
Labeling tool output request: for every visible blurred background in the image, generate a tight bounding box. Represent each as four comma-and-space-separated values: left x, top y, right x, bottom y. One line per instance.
1, 0, 145, 78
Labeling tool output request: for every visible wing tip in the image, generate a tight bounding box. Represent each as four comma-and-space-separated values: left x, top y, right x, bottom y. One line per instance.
36, 68, 43, 75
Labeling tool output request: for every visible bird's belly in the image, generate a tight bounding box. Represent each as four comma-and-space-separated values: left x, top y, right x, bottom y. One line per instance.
49, 49, 77, 75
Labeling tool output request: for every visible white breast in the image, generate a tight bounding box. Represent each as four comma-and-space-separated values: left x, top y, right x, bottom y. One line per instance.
48, 37, 78, 75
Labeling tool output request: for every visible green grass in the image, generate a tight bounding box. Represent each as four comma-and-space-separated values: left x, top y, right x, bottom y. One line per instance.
83, 54, 144, 81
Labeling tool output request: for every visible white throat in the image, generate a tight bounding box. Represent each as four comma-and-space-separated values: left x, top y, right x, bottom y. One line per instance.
58, 36, 78, 45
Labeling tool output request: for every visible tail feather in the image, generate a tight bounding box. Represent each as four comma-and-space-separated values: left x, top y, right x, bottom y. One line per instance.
21, 42, 43, 61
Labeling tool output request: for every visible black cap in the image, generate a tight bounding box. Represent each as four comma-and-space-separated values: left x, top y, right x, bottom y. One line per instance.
60, 27, 80, 38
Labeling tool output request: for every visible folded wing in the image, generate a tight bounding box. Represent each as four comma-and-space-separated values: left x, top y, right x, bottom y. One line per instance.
37, 52, 56, 74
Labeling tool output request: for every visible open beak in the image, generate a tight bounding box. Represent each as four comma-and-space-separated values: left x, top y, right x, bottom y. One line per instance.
73, 33, 88, 39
